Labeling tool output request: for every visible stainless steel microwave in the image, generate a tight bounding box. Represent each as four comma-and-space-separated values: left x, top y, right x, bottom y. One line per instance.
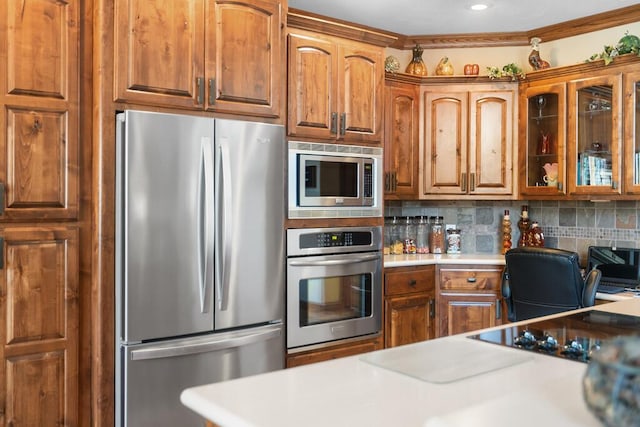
288, 141, 383, 219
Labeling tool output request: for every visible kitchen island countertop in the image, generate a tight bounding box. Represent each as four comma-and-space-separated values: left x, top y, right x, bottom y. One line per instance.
181, 298, 640, 427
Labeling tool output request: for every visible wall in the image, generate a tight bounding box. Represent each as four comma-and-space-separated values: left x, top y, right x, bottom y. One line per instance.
385, 22, 640, 76
385, 200, 640, 267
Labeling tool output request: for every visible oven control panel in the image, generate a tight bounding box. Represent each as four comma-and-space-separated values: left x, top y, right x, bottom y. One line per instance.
300, 231, 371, 249
287, 227, 382, 256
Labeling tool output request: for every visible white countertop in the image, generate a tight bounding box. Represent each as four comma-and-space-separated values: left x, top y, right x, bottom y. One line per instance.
181, 298, 640, 427
384, 253, 506, 268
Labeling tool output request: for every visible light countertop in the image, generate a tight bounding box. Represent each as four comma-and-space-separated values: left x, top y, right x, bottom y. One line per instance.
181, 298, 640, 427
384, 253, 506, 268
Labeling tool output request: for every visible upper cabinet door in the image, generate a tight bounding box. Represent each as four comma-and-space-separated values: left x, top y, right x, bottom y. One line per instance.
338, 44, 383, 143
384, 81, 419, 198
287, 33, 338, 140
567, 74, 622, 196
519, 83, 567, 196
623, 70, 640, 195
423, 91, 468, 195
205, 0, 282, 117
468, 91, 513, 196
114, 0, 205, 109
0, 0, 79, 220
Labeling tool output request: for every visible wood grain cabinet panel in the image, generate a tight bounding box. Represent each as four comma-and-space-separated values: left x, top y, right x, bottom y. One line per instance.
384, 266, 435, 348
115, 0, 283, 118
0, 1, 79, 221
436, 265, 504, 337
384, 80, 419, 198
0, 227, 79, 427
421, 84, 515, 198
287, 29, 383, 144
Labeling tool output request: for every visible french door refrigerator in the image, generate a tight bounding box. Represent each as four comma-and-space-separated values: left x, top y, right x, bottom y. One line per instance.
115, 110, 285, 427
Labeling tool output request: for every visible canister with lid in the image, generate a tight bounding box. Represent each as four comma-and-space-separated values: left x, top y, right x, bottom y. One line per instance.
402, 216, 417, 254
388, 216, 404, 254
446, 228, 461, 254
416, 216, 430, 254
429, 216, 444, 254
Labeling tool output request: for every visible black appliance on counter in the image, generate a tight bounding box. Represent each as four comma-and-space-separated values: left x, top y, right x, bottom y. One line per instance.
468, 310, 640, 363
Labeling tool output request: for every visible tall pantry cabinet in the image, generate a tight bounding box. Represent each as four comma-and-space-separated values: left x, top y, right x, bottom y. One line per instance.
0, 1, 81, 426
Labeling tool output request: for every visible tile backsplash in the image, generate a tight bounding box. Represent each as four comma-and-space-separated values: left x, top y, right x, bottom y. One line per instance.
385, 200, 640, 266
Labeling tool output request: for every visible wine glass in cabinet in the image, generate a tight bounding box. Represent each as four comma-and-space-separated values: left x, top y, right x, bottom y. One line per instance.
520, 83, 566, 196
567, 74, 622, 196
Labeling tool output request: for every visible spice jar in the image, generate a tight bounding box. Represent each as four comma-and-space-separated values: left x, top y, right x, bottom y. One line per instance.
416, 216, 430, 254
446, 229, 461, 254
429, 216, 444, 254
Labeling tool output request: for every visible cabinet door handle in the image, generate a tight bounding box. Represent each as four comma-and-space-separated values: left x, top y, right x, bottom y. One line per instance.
196, 77, 204, 105
384, 172, 390, 192
340, 112, 346, 136
470, 173, 476, 192
461, 173, 467, 192
392, 171, 397, 192
557, 181, 563, 191
612, 181, 618, 190
208, 78, 216, 105
429, 298, 435, 318
496, 299, 502, 319
330, 112, 338, 134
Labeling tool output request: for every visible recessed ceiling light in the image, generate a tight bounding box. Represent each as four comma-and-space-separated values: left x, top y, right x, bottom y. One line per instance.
470, 3, 489, 11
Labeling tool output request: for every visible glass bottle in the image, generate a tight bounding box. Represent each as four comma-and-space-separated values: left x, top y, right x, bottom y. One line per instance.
502, 210, 512, 254
389, 216, 403, 255
446, 228, 461, 254
416, 216, 430, 254
429, 216, 444, 254
402, 216, 417, 254
517, 205, 531, 247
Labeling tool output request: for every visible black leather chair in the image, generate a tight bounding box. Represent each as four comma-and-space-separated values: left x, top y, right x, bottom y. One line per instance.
501, 247, 601, 322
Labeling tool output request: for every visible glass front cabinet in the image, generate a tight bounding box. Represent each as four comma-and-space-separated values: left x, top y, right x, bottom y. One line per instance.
623, 71, 640, 194
567, 74, 622, 196
520, 83, 566, 196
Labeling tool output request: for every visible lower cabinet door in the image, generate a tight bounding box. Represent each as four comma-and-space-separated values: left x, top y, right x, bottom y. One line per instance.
437, 293, 500, 337
385, 294, 435, 347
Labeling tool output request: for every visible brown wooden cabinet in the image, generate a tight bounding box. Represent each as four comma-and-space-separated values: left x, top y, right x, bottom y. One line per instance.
436, 264, 504, 337
286, 335, 383, 367
287, 29, 383, 144
421, 83, 516, 198
0, 1, 81, 425
384, 265, 436, 347
384, 78, 419, 198
114, 0, 284, 118
518, 56, 640, 200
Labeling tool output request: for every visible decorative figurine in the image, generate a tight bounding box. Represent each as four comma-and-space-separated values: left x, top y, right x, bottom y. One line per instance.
405, 45, 428, 76
528, 37, 550, 70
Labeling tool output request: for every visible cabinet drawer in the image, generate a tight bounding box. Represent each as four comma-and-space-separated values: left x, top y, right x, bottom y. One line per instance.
385, 266, 435, 295
438, 266, 503, 291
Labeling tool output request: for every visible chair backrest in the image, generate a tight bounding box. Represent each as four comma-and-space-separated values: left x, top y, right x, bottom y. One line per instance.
502, 247, 599, 322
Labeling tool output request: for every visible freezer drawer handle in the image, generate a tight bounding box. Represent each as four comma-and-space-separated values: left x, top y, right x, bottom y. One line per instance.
288, 253, 380, 267
129, 327, 281, 361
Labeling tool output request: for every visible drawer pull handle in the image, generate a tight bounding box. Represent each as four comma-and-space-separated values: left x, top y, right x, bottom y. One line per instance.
467, 277, 477, 283
409, 279, 417, 287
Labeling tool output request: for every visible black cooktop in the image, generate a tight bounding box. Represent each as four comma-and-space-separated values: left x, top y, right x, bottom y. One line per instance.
468, 310, 640, 363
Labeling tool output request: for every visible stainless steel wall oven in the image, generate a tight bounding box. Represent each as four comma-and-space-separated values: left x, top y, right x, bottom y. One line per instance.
286, 227, 383, 350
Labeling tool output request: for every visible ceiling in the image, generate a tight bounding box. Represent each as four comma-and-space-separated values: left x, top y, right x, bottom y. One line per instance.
287, 0, 640, 37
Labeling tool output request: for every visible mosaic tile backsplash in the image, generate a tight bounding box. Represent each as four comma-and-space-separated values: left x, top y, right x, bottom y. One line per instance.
384, 200, 640, 267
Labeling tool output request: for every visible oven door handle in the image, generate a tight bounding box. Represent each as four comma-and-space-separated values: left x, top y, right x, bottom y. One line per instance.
288, 253, 380, 266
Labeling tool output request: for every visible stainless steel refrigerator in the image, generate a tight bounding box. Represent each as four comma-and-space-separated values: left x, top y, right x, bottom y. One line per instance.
115, 110, 285, 427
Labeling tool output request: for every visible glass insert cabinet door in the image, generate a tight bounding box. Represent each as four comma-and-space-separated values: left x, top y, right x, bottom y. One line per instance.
567, 74, 622, 196
623, 71, 640, 193
521, 83, 566, 195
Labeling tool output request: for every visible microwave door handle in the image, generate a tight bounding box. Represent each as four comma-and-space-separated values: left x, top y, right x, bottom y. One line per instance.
215, 142, 233, 311
288, 253, 380, 267
199, 138, 214, 313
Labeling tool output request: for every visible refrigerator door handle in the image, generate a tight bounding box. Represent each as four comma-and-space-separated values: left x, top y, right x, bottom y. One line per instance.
215, 142, 232, 311
199, 138, 214, 313
129, 326, 281, 361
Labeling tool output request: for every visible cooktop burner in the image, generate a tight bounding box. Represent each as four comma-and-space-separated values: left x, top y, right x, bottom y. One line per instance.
468, 310, 640, 363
